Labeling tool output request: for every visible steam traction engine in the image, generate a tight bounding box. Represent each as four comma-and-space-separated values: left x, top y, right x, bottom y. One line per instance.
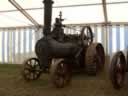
22, 0, 105, 88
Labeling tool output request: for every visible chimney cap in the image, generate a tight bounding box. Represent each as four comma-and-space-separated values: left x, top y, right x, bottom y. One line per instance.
43, 0, 54, 4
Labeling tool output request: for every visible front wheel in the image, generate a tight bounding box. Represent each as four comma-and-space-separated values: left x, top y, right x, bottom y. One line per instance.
50, 58, 71, 88
22, 58, 42, 81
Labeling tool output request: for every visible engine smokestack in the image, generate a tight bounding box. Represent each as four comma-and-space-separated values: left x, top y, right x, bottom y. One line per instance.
43, 0, 54, 35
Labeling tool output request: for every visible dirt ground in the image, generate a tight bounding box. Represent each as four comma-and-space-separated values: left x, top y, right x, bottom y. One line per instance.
0, 64, 128, 96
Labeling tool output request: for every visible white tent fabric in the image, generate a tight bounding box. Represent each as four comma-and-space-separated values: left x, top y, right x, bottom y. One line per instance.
0, 11, 33, 27
0, 0, 128, 64
107, 3, 128, 22
0, 0, 128, 27
106, 0, 126, 3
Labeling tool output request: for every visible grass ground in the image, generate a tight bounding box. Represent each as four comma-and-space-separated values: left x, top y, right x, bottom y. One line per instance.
0, 64, 128, 96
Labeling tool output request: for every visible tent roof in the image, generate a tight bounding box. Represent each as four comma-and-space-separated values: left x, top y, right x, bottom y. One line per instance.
0, 0, 128, 27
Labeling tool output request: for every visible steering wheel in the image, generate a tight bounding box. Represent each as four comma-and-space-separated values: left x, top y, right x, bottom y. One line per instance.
80, 26, 93, 46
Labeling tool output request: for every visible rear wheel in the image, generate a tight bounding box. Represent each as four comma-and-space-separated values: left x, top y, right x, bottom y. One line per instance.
110, 51, 126, 89
85, 43, 105, 75
50, 58, 71, 88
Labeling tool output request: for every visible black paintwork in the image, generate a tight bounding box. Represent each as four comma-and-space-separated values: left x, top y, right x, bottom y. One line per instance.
35, 0, 88, 72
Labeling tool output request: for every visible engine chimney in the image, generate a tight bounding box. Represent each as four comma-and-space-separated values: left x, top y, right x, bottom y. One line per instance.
43, 0, 54, 36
